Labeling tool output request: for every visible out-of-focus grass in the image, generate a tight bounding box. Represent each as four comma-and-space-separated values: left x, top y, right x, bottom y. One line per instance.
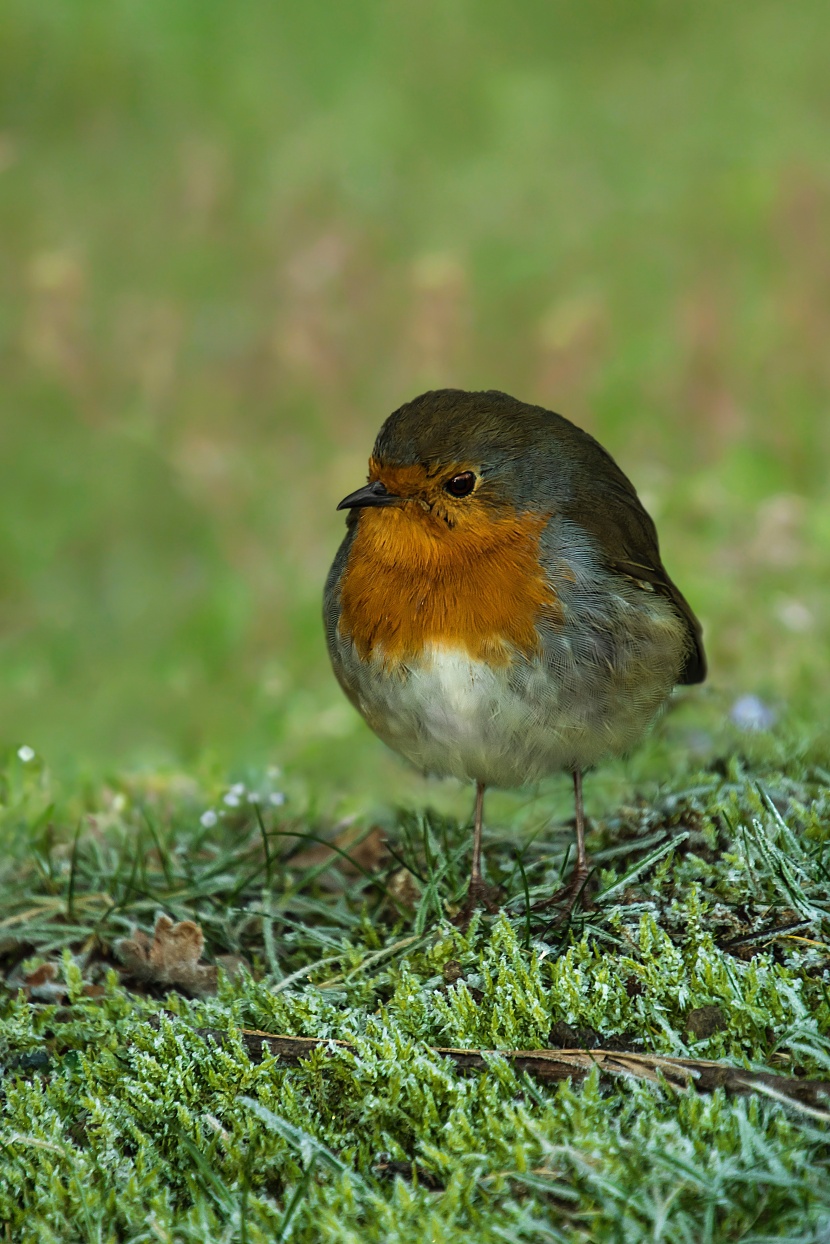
1, 0, 829, 807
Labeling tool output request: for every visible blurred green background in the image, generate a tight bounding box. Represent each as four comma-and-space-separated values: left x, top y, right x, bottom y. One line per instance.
1, 0, 829, 809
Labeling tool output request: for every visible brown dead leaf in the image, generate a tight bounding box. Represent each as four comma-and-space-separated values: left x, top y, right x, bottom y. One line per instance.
214, 954, 249, 982
115, 915, 218, 995
24, 962, 58, 989
288, 824, 388, 878
10, 959, 110, 1003
20, 961, 67, 1003
345, 827, 388, 873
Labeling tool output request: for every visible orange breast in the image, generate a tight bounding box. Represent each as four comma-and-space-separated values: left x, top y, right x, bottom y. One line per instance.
338, 504, 562, 666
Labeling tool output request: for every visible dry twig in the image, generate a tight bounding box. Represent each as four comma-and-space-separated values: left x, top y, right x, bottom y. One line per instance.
188, 1027, 830, 1109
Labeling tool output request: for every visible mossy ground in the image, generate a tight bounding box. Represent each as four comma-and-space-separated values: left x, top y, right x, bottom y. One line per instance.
2, 743, 830, 1242
3, 2, 830, 1239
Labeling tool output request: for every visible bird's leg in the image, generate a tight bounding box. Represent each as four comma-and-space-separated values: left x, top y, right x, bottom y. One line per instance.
532, 769, 592, 916
454, 781, 500, 921
572, 769, 589, 881
470, 779, 486, 892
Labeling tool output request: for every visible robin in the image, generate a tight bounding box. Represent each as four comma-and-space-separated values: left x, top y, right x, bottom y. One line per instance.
324, 389, 705, 913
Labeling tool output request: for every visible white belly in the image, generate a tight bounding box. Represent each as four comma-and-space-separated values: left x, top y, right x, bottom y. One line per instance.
352, 633, 681, 788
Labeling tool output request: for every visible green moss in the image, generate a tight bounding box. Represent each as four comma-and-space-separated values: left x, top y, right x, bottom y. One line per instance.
2, 6, 830, 1233
2, 757, 830, 1240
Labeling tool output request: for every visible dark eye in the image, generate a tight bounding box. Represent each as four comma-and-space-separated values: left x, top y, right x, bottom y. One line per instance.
445, 471, 476, 498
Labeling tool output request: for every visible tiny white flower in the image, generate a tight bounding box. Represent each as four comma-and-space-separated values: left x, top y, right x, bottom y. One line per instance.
200, 809, 219, 828
776, 598, 813, 633
230, 782, 245, 796
730, 694, 776, 732
247, 791, 261, 804
223, 792, 241, 808
17, 745, 35, 763
269, 791, 286, 807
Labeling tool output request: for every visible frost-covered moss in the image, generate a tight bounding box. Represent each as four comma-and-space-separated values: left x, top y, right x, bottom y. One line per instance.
2, 757, 830, 1240
3, 969, 830, 1243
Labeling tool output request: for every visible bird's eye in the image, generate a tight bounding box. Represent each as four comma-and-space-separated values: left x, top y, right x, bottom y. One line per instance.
445, 471, 476, 498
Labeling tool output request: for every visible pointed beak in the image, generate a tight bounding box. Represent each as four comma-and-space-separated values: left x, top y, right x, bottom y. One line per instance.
336, 480, 399, 511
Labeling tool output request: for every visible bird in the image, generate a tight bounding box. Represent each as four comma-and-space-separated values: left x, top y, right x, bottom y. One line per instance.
323, 389, 705, 915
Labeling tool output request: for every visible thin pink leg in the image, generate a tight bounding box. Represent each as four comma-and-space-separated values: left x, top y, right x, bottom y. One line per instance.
531, 769, 590, 916
470, 780, 486, 888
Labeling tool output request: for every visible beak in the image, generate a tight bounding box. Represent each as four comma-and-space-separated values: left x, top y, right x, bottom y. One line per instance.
336, 480, 399, 511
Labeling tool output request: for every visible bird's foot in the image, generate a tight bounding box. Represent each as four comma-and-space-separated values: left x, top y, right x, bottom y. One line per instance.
451, 875, 502, 928
530, 865, 593, 925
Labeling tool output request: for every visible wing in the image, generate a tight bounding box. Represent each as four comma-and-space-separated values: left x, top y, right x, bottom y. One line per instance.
561, 442, 706, 686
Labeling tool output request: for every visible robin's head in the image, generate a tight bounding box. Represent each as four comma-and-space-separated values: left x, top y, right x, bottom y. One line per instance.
337, 389, 579, 528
